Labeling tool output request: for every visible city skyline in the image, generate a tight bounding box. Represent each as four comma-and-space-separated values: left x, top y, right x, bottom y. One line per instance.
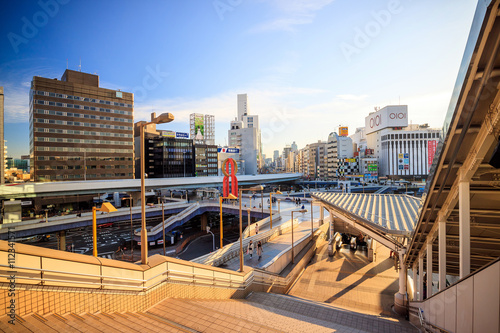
0, 0, 477, 158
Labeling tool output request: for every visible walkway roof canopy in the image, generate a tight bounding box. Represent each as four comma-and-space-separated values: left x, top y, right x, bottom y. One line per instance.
313, 192, 421, 237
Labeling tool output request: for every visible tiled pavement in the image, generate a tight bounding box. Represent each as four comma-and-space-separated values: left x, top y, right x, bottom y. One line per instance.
288, 240, 401, 316
1, 293, 416, 332
222, 205, 326, 271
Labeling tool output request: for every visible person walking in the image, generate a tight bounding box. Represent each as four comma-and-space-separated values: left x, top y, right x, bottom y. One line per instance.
255, 223, 259, 235
247, 240, 254, 258
257, 241, 263, 260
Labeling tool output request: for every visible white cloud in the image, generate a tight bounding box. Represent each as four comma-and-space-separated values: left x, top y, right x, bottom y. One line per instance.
336, 94, 369, 101
249, 0, 334, 33
0, 83, 30, 123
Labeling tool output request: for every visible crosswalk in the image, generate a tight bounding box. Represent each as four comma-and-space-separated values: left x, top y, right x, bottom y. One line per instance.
98, 251, 115, 259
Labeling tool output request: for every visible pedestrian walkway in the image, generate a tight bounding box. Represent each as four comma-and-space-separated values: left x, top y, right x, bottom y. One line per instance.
288, 240, 401, 316
222, 204, 327, 272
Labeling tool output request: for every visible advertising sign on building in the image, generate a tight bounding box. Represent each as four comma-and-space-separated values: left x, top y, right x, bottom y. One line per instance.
175, 132, 189, 139
428, 140, 437, 168
218, 147, 240, 154
162, 130, 175, 138
339, 127, 348, 137
365, 105, 408, 134
194, 114, 204, 140
367, 164, 378, 172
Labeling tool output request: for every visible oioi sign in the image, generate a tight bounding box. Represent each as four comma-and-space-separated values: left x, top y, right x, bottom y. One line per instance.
365, 105, 408, 134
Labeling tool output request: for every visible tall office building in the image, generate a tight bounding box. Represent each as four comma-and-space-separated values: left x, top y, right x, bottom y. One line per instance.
228, 94, 262, 174
30, 70, 134, 182
194, 143, 218, 177
0, 87, 4, 184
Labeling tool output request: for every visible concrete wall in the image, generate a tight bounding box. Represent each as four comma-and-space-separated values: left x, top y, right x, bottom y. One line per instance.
410, 260, 499, 333
0, 240, 253, 316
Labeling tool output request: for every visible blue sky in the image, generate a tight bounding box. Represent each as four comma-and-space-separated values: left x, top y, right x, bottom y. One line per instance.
0, 0, 478, 158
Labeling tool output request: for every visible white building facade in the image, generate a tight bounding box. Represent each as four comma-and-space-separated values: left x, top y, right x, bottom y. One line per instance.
228, 94, 262, 175
351, 105, 441, 179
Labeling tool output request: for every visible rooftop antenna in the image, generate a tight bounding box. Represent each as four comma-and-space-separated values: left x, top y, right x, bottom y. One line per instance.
66, 59, 68, 69
79, 58, 81, 72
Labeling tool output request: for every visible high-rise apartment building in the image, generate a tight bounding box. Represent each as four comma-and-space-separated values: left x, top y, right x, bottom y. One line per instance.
228, 94, 262, 174
326, 132, 353, 180
30, 70, 134, 181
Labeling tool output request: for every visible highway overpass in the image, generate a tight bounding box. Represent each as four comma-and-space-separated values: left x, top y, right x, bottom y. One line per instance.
0, 173, 302, 200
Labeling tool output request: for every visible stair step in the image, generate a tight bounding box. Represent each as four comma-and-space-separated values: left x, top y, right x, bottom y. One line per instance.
249, 292, 417, 332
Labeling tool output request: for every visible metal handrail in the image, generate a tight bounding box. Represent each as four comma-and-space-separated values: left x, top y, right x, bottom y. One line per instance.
192, 215, 295, 266
0, 263, 145, 282
0, 260, 252, 292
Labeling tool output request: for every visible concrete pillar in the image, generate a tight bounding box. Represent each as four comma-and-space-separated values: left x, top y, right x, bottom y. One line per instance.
398, 252, 407, 295
320, 206, 324, 225
394, 251, 408, 315
328, 212, 334, 257
459, 180, 470, 278
439, 218, 446, 291
58, 230, 66, 251
200, 212, 208, 231
412, 262, 418, 301
34, 197, 42, 215
419, 255, 424, 301
427, 242, 433, 297
129, 192, 141, 207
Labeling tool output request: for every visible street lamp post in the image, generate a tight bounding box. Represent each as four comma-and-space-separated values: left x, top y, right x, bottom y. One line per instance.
127, 196, 134, 261
92, 202, 117, 257
206, 226, 215, 252
162, 197, 166, 256
291, 209, 307, 264
261, 190, 263, 219
310, 201, 314, 241
219, 194, 237, 249
140, 112, 174, 264
239, 185, 264, 272
269, 190, 282, 229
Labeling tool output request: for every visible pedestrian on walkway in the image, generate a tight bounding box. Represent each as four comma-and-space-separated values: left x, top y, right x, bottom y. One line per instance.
255, 223, 259, 235
247, 240, 254, 258
257, 241, 263, 260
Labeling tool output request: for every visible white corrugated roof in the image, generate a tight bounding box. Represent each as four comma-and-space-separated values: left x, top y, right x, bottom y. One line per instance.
313, 192, 422, 235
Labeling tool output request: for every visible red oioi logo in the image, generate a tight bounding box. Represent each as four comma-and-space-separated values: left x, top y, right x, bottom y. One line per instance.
369, 115, 381, 128
389, 112, 406, 119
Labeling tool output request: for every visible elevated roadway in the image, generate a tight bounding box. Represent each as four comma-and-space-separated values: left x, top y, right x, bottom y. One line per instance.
0, 201, 268, 241
0, 173, 302, 200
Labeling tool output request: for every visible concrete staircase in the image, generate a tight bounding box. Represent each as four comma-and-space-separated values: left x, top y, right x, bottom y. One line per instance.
1, 293, 417, 332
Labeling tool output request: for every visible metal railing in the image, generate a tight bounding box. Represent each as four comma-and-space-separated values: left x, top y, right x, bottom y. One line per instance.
0, 257, 251, 292
191, 215, 298, 267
